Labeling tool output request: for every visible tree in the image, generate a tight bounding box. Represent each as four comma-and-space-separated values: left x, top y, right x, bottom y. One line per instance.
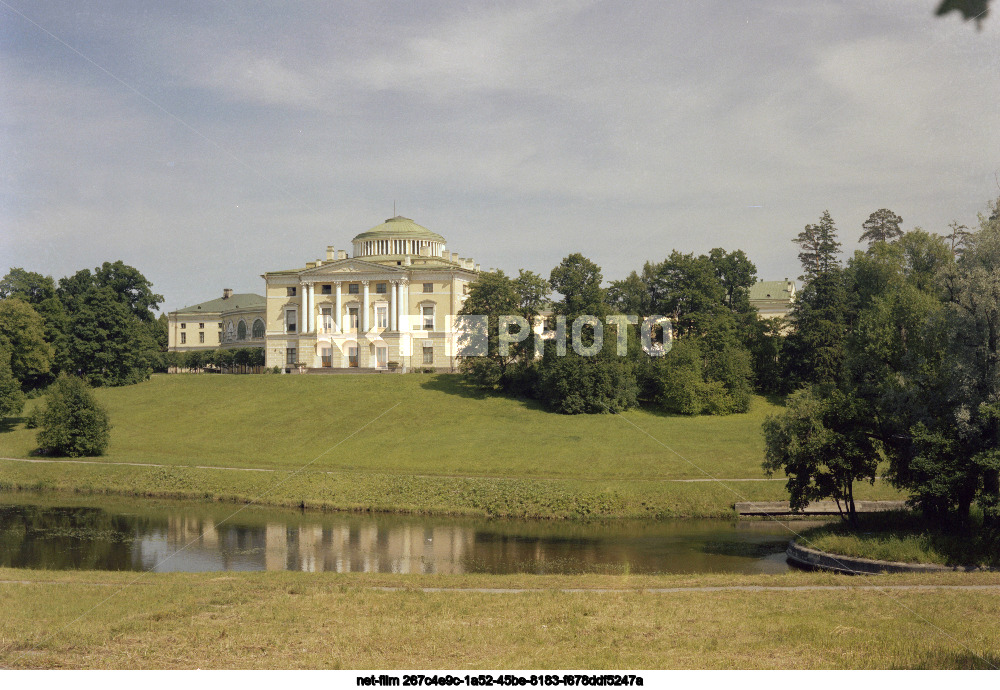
763, 386, 879, 523
936, 0, 991, 27
859, 208, 904, 245
0, 351, 25, 419
793, 211, 841, 281
648, 251, 726, 337
708, 248, 757, 313
903, 207, 1000, 523
0, 268, 70, 378
781, 212, 847, 390
35, 375, 111, 457
549, 253, 607, 319
0, 298, 54, 389
57, 262, 162, 386
457, 270, 523, 390
512, 269, 551, 316
92, 261, 163, 323
945, 221, 973, 257
607, 269, 652, 316
65, 287, 151, 386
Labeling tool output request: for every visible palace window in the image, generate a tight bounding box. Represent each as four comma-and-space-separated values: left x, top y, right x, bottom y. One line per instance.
285, 309, 297, 333
423, 346, 434, 365
252, 319, 265, 339
348, 307, 359, 330
376, 283, 387, 294
287, 287, 297, 297
423, 283, 433, 293
217, 331, 222, 343
180, 333, 186, 344
348, 283, 359, 294
237, 320, 247, 340
376, 305, 388, 329
199, 323, 204, 329
422, 306, 434, 330
321, 284, 332, 295
199, 332, 205, 344
180, 323, 186, 329
286, 348, 297, 366
320, 307, 333, 334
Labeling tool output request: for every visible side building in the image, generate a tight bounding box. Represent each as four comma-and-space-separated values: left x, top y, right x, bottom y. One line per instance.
167, 289, 266, 352
748, 279, 796, 320
263, 216, 479, 372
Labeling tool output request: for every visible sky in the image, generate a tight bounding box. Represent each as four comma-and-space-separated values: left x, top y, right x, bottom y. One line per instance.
2, 1, 998, 313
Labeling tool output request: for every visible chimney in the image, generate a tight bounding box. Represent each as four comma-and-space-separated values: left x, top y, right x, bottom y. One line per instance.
327, 246, 335, 260
223, 288, 233, 299
338, 250, 348, 260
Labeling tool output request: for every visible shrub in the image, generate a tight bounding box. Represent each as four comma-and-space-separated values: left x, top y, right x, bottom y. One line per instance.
35, 376, 111, 457
536, 348, 637, 414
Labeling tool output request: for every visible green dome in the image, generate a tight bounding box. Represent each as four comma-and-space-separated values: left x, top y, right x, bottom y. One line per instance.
352, 216, 446, 243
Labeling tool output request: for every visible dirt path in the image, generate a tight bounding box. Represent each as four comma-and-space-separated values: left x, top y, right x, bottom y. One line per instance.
0, 456, 785, 482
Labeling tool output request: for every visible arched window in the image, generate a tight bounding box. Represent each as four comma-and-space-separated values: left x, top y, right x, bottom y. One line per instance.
252, 318, 265, 339
237, 320, 247, 340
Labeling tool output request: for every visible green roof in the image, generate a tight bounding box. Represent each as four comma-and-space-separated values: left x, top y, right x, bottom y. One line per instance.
749, 281, 794, 301
352, 216, 446, 243
173, 293, 265, 315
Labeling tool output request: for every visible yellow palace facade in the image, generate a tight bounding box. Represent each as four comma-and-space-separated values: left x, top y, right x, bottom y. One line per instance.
262, 216, 480, 372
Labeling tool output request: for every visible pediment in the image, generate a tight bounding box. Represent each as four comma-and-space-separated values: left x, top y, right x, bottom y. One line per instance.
300, 258, 408, 276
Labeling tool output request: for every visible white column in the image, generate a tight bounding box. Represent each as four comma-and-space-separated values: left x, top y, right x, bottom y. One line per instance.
400, 281, 409, 332
390, 281, 398, 332
361, 281, 370, 332
334, 281, 342, 333
299, 283, 306, 334
305, 284, 313, 333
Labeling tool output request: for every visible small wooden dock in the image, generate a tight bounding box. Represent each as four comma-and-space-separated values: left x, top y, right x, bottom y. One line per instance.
735, 500, 907, 516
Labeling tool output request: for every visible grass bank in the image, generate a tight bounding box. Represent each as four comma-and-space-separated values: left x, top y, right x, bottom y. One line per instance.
1, 568, 999, 669
797, 512, 1000, 568
0, 374, 904, 518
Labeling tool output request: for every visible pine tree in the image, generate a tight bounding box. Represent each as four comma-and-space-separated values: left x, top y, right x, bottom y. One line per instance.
859, 208, 904, 245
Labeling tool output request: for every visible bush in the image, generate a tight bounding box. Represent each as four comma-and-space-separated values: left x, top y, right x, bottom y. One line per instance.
35, 376, 111, 457
536, 347, 637, 414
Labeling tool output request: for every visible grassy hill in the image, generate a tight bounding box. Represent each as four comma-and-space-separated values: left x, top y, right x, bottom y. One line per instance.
0, 374, 904, 517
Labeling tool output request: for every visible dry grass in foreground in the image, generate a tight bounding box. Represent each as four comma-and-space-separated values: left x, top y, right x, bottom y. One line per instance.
1, 569, 999, 669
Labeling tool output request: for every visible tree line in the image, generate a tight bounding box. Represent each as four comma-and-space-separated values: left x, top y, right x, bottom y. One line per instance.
164, 347, 267, 373
458, 246, 777, 416
0, 262, 167, 420
762, 201, 1000, 527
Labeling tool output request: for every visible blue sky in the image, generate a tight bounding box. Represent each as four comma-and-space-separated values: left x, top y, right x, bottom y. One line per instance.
2, 1, 998, 312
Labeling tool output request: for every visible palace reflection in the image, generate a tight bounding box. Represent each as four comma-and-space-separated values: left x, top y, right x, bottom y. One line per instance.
163, 515, 475, 573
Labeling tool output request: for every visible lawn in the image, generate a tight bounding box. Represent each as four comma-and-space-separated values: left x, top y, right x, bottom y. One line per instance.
2, 373, 780, 479
1, 568, 999, 669
0, 374, 904, 518
797, 511, 1000, 568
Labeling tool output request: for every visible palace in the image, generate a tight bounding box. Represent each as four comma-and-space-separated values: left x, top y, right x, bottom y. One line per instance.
262, 215, 480, 372
166, 215, 796, 371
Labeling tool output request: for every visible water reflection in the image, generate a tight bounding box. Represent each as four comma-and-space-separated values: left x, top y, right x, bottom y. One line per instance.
0, 496, 806, 575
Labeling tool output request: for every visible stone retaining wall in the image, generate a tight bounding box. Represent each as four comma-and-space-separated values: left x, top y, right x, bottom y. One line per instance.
785, 540, 991, 574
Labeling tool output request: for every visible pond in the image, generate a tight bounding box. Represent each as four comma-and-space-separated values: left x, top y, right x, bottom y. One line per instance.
0, 493, 819, 575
